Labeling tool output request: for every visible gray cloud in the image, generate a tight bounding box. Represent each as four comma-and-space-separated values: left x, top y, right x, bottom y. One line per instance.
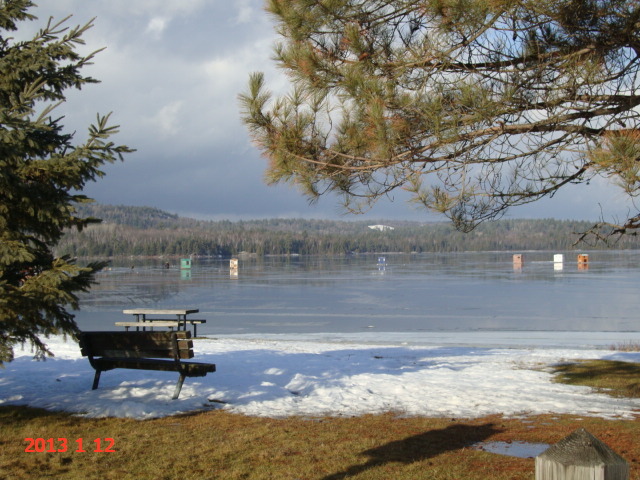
26, 0, 637, 223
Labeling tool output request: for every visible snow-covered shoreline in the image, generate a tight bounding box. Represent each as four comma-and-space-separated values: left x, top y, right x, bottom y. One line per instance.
1, 333, 639, 420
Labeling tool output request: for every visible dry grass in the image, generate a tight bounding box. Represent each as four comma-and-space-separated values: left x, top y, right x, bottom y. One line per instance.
550, 359, 640, 398
3, 359, 640, 479
1, 406, 639, 480
611, 341, 640, 352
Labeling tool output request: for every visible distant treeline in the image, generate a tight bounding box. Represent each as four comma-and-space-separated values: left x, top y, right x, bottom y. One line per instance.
55, 204, 640, 258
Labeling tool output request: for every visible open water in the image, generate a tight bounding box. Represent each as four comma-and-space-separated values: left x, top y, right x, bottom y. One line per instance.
74, 251, 640, 341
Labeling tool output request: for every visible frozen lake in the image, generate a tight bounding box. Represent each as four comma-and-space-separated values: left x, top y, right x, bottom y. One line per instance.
73, 251, 640, 347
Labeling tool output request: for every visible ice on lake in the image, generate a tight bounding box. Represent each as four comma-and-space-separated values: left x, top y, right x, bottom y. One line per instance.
75, 251, 640, 346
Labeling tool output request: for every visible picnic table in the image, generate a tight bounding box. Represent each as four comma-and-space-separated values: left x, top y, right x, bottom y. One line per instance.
115, 308, 206, 337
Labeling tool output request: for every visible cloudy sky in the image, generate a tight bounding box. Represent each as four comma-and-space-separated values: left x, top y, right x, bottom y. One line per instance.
20, 0, 637, 222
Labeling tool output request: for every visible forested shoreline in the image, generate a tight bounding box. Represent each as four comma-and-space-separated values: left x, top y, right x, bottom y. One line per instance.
55, 204, 640, 258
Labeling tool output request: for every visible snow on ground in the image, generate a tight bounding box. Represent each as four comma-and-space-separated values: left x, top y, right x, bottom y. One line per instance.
1, 333, 640, 420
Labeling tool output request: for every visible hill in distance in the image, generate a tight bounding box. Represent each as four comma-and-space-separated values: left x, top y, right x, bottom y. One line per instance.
55, 204, 640, 257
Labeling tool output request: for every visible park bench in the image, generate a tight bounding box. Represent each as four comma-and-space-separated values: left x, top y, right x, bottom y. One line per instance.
79, 331, 216, 399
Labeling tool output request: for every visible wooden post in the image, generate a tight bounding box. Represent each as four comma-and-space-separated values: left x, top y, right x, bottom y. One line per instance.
535, 428, 629, 480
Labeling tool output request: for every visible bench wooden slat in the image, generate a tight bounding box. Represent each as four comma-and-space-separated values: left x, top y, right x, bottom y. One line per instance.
115, 320, 206, 336
115, 321, 182, 326
115, 321, 182, 329
122, 309, 199, 315
117, 320, 205, 325
80, 331, 193, 359
93, 357, 215, 376
95, 347, 194, 360
127, 317, 207, 323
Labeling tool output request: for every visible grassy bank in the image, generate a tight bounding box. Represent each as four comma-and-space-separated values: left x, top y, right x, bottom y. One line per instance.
2, 359, 638, 479
1, 407, 639, 480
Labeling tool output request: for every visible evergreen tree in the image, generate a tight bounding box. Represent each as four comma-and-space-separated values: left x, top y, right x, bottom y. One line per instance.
240, 0, 640, 237
0, 1, 133, 364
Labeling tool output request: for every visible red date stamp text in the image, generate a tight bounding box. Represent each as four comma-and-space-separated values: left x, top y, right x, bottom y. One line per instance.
24, 438, 115, 453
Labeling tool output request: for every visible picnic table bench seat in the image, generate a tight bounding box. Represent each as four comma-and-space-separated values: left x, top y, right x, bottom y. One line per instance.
79, 331, 215, 399
115, 319, 207, 336
114, 321, 182, 330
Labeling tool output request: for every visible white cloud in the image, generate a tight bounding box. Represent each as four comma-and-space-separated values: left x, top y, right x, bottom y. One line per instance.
237, 7, 254, 24
200, 36, 287, 93
235, 0, 256, 24
145, 17, 168, 39
95, 0, 208, 18
150, 101, 185, 135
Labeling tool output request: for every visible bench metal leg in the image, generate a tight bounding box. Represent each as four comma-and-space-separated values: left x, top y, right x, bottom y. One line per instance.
92, 370, 102, 390
173, 373, 186, 399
